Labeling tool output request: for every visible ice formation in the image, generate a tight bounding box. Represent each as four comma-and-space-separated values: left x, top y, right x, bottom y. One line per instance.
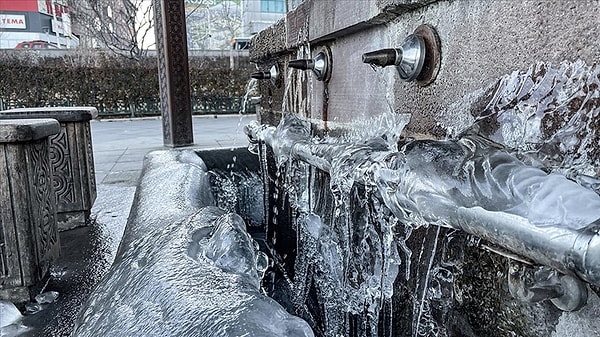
0, 301, 22, 328
245, 61, 600, 335
475, 60, 600, 178
72, 150, 313, 337
0, 301, 29, 337
247, 113, 600, 231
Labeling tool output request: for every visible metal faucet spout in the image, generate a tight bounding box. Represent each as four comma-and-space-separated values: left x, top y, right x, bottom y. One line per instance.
287, 46, 332, 82
288, 59, 315, 71
362, 34, 425, 81
251, 71, 271, 80
250, 65, 280, 86
362, 48, 401, 67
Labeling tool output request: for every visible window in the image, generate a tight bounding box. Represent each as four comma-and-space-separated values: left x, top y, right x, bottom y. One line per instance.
261, 0, 285, 13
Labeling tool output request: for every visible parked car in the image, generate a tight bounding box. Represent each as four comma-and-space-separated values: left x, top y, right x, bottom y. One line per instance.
15, 40, 58, 49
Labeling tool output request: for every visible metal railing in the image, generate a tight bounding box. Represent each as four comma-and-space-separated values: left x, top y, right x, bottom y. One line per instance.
0, 96, 255, 117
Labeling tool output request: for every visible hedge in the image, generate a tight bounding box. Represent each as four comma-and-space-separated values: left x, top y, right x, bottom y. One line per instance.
0, 50, 254, 116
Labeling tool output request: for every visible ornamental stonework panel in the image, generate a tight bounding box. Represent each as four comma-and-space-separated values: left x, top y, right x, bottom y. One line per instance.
0, 119, 60, 303
0, 208, 7, 284
49, 126, 76, 208
0, 107, 98, 230
28, 139, 60, 279
47, 121, 97, 230
83, 123, 97, 206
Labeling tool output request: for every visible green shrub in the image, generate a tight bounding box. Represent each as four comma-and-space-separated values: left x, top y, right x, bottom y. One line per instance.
0, 50, 253, 116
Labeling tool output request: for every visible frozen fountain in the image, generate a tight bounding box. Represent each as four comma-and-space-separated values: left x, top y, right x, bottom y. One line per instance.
244, 1, 600, 336
72, 1, 600, 337
238, 59, 600, 336
72, 68, 600, 336
245, 104, 600, 330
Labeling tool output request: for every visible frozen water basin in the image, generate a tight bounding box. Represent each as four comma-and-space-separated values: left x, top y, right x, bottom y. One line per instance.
71, 147, 313, 337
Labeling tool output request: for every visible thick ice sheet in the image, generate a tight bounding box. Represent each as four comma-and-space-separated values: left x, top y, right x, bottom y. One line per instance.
72, 150, 313, 337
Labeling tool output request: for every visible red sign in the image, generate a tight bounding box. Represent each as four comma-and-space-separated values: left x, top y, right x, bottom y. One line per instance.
0, 0, 39, 12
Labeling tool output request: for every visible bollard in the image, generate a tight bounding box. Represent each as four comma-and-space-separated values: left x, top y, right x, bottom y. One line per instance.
0, 119, 61, 303
0, 107, 98, 230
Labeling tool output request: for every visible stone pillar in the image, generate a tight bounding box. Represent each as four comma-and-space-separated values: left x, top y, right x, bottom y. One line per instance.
0, 119, 61, 303
0, 107, 98, 230
153, 0, 194, 147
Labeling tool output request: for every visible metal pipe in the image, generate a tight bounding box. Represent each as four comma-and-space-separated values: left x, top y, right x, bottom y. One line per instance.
288, 46, 332, 82
245, 118, 600, 288
251, 65, 280, 87
362, 49, 401, 67
455, 206, 600, 285
362, 34, 425, 81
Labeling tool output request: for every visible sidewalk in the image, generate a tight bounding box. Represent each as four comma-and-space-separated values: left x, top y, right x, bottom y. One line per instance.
14, 114, 256, 337
93, 115, 254, 186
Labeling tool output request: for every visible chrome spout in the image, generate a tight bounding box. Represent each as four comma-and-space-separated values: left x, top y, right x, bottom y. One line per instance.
508, 261, 588, 312
250, 65, 279, 85
251, 72, 271, 80
288, 46, 332, 82
288, 59, 314, 70
362, 48, 401, 67
363, 25, 441, 85
363, 34, 425, 81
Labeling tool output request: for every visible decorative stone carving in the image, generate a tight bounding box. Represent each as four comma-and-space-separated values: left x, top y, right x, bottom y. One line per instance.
0, 119, 61, 303
0, 107, 98, 230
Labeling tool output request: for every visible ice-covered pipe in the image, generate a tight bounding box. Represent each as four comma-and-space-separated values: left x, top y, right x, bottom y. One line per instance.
245, 116, 600, 287
244, 117, 333, 172
455, 206, 600, 286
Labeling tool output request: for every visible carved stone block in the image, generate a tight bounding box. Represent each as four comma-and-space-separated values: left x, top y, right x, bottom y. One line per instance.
0, 119, 61, 303
0, 107, 98, 230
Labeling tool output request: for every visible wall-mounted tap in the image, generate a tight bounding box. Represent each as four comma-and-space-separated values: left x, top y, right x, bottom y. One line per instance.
251, 64, 280, 86
363, 25, 441, 86
288, 46, 332, 82
363, 34, 425, 81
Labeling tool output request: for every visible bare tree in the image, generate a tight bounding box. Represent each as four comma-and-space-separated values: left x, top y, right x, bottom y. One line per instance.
212, 1, 241, 49
186, 0, 212, 50
68, 0, 154, 59
186, 0, 241, 50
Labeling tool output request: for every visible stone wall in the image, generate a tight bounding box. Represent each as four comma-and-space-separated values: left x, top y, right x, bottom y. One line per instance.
252, 0, 599, 135
249, 1, 600, 336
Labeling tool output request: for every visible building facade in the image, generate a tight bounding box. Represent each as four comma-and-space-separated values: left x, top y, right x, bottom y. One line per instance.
184, 0, 285, 50
0, 0, 77, 49
186, 0, 241, 50
240, 0, 285, 38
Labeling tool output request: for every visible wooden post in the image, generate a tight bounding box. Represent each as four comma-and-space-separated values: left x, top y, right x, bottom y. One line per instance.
153, 0, 193, 147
